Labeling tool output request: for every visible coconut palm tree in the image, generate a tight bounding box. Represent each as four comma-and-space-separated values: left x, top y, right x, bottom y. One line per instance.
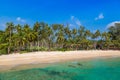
92, 30, 101, 40
52, 24, 62, 48
5, 22, 14, 54
13, 24, 27, 52
33, 22, 41, 50
77, 26, 86, 49
45, 25, 53, 50
102, 32, 111, 49
23, 24, 36, 51
56, 25, 65, 48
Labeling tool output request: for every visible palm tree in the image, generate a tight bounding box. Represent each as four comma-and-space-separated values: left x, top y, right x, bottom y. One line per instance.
0, 30, 8, 54
84, 30, 91, 38
72, 28, 77, 38
56, 25, 65, 48
33, 22, 40, 51
14, 24, 27, 52
0, 30, 4, 43
77, 26, 86, 49
56, 31, 65, 48
78, 26, 85, 37
45, 26, 53, 50
92, 30, 101, 49
71, 28, 77, 50
92, 30, 101, 40
102, 32, 111, 49
52, 24, 62, 48
23, 24, 35, 51
1, 21, 120, 55
5, 22, 14, 54
108, 23, 120, 40
64, 26, 70, 38
64, 26, 72, 48
84, 30, 92, 50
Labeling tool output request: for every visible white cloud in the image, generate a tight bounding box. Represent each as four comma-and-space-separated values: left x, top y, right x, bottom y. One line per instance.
76, 19, 81, 26
69, 24, 75, 27
95, 13, 104, 20
106, 21, 120, 28
70, 16, 81, 26
16, 17, 26, 23
71, 16, 74, 20
0, 16, 34, 30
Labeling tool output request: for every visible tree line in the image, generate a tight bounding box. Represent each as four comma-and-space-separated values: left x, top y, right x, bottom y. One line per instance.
0, 22, 120, 54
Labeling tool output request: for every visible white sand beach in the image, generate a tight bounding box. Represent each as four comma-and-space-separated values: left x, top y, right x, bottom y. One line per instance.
0, 50, 120, 67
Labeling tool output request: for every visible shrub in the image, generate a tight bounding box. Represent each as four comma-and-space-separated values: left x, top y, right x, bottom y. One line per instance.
56, 48, 66, 51
39, 47, 48, 51
0, 49, 7, 55
0, 43, 8, 55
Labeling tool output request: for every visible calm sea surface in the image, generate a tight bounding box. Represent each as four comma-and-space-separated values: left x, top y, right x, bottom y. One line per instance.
0, 57, 120, 80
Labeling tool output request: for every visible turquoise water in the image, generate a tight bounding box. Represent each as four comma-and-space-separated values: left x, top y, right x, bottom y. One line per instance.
0, 57, 120, 80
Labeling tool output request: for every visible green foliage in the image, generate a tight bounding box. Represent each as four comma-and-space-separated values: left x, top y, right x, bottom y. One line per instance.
38, 47, 48, 51
20, 51, 29, 54
0, 44, 8, 55
108, 23, 120, 40
56, 48, 67, 51
0, 21, 120, 55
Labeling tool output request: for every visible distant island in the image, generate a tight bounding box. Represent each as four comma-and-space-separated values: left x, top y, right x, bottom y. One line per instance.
0, 22, 120, 55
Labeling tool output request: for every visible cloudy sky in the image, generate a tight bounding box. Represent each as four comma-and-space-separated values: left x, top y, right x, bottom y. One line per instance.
0, 0, 120, 32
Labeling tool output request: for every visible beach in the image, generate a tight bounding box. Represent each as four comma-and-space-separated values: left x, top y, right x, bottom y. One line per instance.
0, 50, 120, 70
1, 51, 120, 80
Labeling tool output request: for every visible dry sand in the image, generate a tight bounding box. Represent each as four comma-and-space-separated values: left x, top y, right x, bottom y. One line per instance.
0, 50, 120, 71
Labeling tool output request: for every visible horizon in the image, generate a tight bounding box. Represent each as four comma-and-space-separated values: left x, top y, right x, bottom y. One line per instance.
0, 0, 120, 32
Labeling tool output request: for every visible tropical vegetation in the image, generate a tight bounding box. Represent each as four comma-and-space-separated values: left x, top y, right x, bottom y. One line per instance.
0, 22, 120, 54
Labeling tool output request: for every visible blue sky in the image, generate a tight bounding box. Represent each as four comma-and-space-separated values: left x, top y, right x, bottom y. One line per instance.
0, 0, 120, 32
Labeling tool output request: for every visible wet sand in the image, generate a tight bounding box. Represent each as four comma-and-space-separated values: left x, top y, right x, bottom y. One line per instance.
0, 50, 120, 71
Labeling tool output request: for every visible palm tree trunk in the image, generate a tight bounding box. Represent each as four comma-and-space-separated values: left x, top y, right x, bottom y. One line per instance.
30, 42, 33, 52
48, 41, 51, 51
8, 47, 10, 54
37, 31, 39, 51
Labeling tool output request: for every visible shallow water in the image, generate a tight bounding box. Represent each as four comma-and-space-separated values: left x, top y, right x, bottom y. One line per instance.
0, 57, 120, 80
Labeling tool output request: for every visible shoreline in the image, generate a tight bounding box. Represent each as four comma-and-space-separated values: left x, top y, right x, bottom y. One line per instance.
0, 50, 120, 71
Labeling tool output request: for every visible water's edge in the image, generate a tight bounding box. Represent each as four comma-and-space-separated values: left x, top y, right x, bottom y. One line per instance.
0, 56, 119, 73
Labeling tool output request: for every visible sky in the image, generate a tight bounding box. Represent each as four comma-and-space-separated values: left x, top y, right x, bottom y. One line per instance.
0, 0, 120, 32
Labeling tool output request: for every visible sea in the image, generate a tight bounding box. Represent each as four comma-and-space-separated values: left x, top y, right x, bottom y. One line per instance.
0, 57, 120, 80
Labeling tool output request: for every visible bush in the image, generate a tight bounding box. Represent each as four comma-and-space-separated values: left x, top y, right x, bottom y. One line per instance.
20, 51, 29, 54
39, 47, 48, 51
56, 48, 66, 51
26, 46, 48, 52
0, 43, 8, 55
0, 49, 7, 55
